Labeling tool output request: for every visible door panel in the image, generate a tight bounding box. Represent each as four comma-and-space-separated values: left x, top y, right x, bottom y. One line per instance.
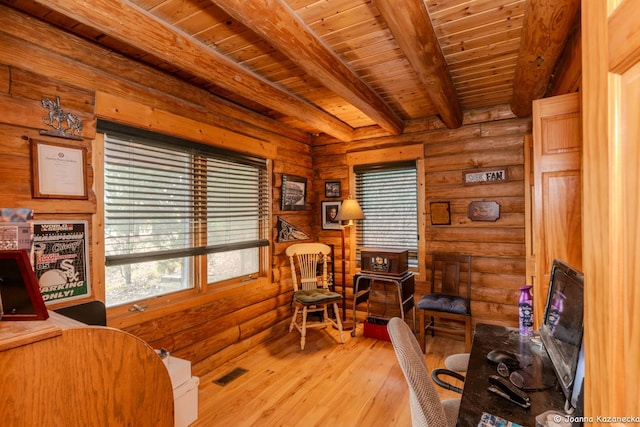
531, 92, 582, 328
583, 0, 640, 421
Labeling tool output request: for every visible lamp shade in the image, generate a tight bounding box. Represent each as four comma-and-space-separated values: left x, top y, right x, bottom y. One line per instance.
335, 198, 365, 221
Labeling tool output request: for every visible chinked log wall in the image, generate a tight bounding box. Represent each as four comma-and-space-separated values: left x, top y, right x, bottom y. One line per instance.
1, 6, 527, 375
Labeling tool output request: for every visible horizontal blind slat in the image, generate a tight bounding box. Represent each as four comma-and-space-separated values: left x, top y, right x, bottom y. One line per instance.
103, 130, 268, 261
355, 163, 418, 265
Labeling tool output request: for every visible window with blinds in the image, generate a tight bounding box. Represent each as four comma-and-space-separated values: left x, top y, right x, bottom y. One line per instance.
100, 121, 269, 307
354, 162, 418, 266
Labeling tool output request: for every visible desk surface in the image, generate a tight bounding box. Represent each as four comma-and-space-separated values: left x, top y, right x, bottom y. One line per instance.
456, 323, 566, 427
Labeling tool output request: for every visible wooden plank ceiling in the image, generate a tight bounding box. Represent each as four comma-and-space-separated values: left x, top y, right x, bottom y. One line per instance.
2, 0, 580, 141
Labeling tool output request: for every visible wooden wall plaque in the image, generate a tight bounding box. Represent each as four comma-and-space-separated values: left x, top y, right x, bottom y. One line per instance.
467, 201, 500, 222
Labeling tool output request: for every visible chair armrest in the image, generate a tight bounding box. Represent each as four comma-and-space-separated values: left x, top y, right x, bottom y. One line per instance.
431, 368, 465, 394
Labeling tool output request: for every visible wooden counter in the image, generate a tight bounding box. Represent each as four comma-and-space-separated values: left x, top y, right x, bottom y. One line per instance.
0, 316, 61, 352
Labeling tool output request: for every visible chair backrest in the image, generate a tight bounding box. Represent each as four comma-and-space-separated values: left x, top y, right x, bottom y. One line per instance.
387, 317, 449, 427
430, 253, 471, 299
53, 300, 107, 326
285, 243, 331, 291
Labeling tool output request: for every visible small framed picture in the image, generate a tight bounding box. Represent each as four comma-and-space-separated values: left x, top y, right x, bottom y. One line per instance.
281, 174, 307, 211
430, 201, 451, 225
324, 181, 341, 198
321, 201, 342, 230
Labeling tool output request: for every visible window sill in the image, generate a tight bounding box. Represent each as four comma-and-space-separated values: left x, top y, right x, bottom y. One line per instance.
107, 276, 269, 329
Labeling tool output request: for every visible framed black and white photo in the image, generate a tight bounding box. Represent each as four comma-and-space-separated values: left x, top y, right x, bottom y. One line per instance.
281, 174, 307, 211
321, 201, 342, 230
324, 181, 341, 198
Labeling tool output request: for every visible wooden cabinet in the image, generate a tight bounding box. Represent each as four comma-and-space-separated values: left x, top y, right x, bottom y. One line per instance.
527, 92, 582, 328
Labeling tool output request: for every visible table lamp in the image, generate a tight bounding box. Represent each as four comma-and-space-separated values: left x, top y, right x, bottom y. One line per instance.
334, 196, 365, 330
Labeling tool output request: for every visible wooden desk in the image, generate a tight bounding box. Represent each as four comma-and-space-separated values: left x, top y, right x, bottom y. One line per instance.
0, 312, 174, 426
456, 323, 566, 426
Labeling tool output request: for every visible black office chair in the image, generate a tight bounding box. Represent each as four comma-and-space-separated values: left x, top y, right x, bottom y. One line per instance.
53, 300, 107, 326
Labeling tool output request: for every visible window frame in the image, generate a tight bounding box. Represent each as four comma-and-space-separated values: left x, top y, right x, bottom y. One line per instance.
98, 121, 271, 311
346, 146, 425, 279
354, 161, 419, 267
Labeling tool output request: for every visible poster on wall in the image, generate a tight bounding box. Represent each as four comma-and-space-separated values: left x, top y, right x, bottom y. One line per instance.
32, 220, 90, 304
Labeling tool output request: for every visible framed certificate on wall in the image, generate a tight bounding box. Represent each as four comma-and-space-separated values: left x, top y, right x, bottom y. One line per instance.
31, 139, 88, 199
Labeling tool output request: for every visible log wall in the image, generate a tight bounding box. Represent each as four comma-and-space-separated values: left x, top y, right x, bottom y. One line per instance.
314, 108, 531, 329
2, 5, 531, 374
0, 6, 309, 376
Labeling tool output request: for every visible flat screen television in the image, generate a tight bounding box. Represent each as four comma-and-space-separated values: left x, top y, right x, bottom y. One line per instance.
540, 259, 584, 404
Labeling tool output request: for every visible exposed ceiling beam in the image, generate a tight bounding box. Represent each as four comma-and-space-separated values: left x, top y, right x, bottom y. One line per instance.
549, 20, 581, 96
510, 0, 580, 117
374, 0, 462, 129
213, 0, 404, 136
35, 0, 355, 141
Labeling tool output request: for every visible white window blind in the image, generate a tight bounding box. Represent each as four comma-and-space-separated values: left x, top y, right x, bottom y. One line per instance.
355, 162, 418, 266
100, 121, 268, 306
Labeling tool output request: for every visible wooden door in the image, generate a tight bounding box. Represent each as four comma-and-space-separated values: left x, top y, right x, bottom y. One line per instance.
524, 135, 535, 297
582, 0, 640, 422
530, 92, 582, 328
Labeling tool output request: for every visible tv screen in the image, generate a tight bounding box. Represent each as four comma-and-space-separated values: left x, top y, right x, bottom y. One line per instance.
540, 259, 584, 402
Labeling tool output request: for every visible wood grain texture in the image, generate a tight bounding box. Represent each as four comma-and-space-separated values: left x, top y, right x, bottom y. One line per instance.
30, 0, 354, 141
549, 20, 582, 96
579, 0, 640, 421
95, 92, 277, 159
608, 0, 640, 74
511, 0, 580, 117
1, 58, 539, 377
531, 92, 581, 328
312, 109, 531, 330
615, 56, 640, 422
213, 0, 403, 135
0, 12, 318, 377
581, 0, 640, 422
0, 0, 568, 136
0, 325, 173, 426
0, 1, 591, 391
192, 320, 464, 427
0, 319, 61, 352
375, 0, 462, 128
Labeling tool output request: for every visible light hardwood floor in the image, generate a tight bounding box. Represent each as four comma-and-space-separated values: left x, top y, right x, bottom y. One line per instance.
192, 320, 465, 427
